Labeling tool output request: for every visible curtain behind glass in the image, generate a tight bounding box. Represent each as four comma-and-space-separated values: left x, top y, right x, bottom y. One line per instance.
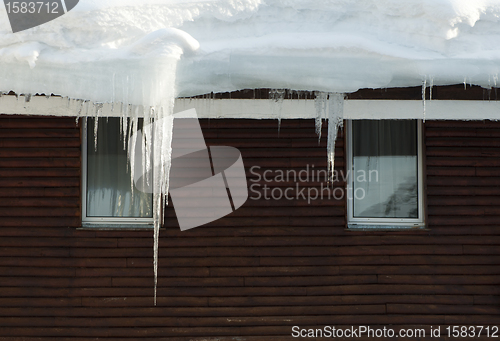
87, 118, 153, 218
352, 120, 418, 219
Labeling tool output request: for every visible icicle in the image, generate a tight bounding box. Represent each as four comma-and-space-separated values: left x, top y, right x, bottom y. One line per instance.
111, 73, 116, 113
119, 115, 124, 141
153, 192, 160, 305
209, 92, 215, 117
493, 75, 498, 100
93, 112, 99, 151
128, 111, 139, 202
422, 78, 427, 123
93, 103, 104, 151
464, 77, 467, 90
77, 100, 84, 116
143, 106, 152, 192
486, 76, 492, 100
326, 93, 344, 185
429, 77, 434, 101
85, 100, 91, 117
269, 89, 285, 132
120, 100, 174, 307
122, 103, 129, 151
152, 107, 174, 306
314, 91, 328, 142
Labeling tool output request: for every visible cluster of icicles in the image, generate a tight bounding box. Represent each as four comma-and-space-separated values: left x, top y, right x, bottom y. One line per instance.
2, 77, 446, 305
95, 101, 173, 307
76, 98, 174, 307
0, 91, 173, 305
268, 89, 344, 182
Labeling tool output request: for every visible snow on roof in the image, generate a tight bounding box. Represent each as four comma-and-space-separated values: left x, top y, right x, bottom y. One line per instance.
1, 0, 500, 105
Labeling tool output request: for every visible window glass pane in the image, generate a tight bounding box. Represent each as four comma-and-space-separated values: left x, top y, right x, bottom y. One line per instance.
86, 118, 153, 218
352, 120, 418, 219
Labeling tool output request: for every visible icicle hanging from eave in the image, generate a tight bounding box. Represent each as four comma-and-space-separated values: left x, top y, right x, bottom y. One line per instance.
327, 93, 344, 184
153, 109, 174, 306
269, 89, 286, 131
314, 91, 327, 141
313, 92, 344, 184
422, 78, 427, 123
0, 67, 178, 308
127, 103, 175, 307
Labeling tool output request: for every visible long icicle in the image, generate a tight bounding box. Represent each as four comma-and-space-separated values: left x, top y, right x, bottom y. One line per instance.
314, 91, 327, 142
126, 103, 174, 306
422, 78, 427, 122
269, 89, 285, 133
327, 93, 344, 185
152, 108, 174, 306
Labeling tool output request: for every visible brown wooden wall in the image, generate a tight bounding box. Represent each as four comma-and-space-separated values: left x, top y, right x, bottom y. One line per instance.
0, 116, 81, 227
0, 114, 499, 340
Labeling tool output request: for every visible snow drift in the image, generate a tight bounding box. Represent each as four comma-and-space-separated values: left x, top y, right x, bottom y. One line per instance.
1, 0, 500, 103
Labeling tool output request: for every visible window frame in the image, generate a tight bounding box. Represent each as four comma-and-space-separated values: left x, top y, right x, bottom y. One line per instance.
81, 118, 154, 226
346, 119, 425, 228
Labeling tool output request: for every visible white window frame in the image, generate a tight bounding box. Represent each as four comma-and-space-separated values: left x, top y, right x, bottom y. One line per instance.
81, 118, 154, 226
346, 119, 425, 228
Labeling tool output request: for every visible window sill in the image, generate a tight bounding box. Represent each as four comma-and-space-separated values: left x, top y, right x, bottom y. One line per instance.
79, 223, 155, 230
346, 224, 429, 232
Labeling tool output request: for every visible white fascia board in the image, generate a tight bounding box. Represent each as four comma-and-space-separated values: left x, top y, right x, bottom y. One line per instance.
0, 95, 499, 120
176, 99, 500, 120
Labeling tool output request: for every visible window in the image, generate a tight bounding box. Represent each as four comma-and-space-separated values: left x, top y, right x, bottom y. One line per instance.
346, 119, 425, 228
82, 117, 153, 226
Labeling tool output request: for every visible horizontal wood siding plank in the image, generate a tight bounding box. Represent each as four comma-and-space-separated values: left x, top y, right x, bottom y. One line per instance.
0, 129, 79, 138
0, 198, 79, 207
387, 304, 500, 315
0, 168, 80, 178
0, 138, 80, 148
0, 148, 80, 158
0, 207, 79, 217
0, 158, 80, 168
0, 217, 81, 227
0, 188, 79, 198
0, 178, 79, 188
0, 305, 385, 317
0, 118, 80, 129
